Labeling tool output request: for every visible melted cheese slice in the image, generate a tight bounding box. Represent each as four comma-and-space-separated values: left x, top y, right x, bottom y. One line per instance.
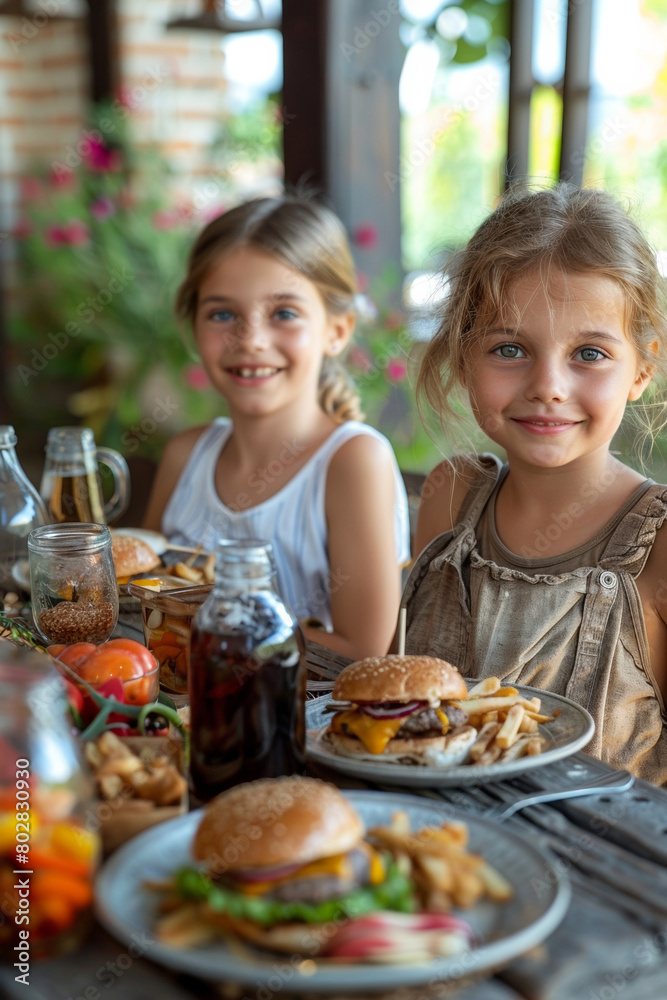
237, 844, 386, 896
330, 710, 405, 754
237, 853, 353, 897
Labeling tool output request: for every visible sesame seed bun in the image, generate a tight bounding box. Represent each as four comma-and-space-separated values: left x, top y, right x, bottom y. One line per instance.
111, 535, 161, 579
331, 654, 468, 704
192, 776, 364, 872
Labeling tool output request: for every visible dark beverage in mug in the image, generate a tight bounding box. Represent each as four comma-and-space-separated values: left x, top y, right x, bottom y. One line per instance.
189, 591, 307, 800
41, 470, 106, 524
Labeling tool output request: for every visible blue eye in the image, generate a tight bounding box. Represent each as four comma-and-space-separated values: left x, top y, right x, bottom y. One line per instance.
577, 347, 606, 362
274, 308, 298, 321
493, 343, 524, 359
210, 309, 234, 322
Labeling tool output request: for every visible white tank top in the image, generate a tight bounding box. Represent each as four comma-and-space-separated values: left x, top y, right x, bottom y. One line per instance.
162, 418, 410, 629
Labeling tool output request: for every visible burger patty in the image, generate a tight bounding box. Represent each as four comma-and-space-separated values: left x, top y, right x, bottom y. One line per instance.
265, 847, 371, 905
396, 704, 469, 736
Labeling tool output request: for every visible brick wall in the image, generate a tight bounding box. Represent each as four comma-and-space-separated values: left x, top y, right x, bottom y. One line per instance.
0, 0, 278, 246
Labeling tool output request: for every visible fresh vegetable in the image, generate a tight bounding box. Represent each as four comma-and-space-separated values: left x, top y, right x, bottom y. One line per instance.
174, 859, 416, 928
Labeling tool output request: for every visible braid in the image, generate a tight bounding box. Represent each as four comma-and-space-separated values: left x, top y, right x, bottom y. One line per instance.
318, 356, 364, 423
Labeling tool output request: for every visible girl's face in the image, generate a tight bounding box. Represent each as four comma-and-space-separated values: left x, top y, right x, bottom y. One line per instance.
463, 269, 653, 471
194, 246, 353, 421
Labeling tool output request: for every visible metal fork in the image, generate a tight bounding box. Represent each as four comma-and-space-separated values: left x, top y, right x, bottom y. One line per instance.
486, 769, 635, 822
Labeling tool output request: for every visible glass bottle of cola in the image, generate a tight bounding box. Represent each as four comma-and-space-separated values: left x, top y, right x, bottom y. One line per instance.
188, 539, 307, 801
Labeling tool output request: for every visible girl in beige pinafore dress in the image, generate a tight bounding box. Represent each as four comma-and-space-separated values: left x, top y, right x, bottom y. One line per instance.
406, 186, 667, 785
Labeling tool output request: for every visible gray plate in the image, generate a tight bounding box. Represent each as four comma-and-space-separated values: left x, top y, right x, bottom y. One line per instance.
94, 791, 570, 993
306, 685, 594, 787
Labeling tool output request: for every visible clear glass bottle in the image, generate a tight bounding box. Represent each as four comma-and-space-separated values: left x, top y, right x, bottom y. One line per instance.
0, 426, 48, 595
188, 539, 307, 801
0, 644, 100, 960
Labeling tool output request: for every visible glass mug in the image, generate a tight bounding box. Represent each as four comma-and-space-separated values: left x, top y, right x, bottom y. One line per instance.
39, 427, 130, 525
28, 523, 119, 646
0, 644, 100, 960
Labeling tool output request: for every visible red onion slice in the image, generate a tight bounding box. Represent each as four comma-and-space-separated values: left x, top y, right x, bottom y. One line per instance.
359, 700, 425, 719
231, 862, 303, 883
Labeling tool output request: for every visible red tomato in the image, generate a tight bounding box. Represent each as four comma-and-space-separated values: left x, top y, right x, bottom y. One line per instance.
55, 643, 98, 670
74, 639, 157, 686
63, 679, 85, 716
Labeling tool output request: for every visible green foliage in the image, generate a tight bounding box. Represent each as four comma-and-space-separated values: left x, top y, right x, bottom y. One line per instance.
8, 102, 221, 457
348, 270, 444, 473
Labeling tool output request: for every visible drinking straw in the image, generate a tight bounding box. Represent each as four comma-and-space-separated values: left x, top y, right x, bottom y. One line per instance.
397, 607, 406, 655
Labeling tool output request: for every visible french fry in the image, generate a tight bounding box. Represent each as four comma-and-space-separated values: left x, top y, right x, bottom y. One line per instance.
524, 710, 555, 724
418, 822, 469, 849
453, 694, 543, 715
469, 721, 501, 762
496, 686, 519, 697
519, 714, 539, 733
475, 741, 503, 767
476, 862, 514, 902
173, 561, 202, 583
481, 711, 498, 725
203, 552, 216, 584
467, 677, 501, 697
498, 733, 533, 762
451, 868, 485, 908
155, 903, 218, 948
415, 853, 454, 892
526, 736, 546, 755
184, 545, 203, 568
495, 705, 525, 749
390, 810, 411, 835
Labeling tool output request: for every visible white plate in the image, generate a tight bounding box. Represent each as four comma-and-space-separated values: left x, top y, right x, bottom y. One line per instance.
306, 685, 594, 788
95, 790, 570, 993
110, 527, 169, 556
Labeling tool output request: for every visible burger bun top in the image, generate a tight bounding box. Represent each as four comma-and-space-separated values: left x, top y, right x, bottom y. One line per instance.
193, 776, 364, 872
332, 654, 467, 704
111, 534, 161, 579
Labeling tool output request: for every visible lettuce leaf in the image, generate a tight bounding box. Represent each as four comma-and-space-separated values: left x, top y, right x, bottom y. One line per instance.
174, 860, 416, 927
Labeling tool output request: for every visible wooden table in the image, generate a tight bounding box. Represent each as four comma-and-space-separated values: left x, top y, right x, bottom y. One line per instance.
4, 638, 667, 1000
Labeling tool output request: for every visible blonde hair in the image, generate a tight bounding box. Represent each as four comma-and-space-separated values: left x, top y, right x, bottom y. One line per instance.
418, 184, 667, 460
176, 196, 363, 423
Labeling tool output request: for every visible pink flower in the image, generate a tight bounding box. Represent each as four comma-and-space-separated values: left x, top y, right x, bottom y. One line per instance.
356, 270, 370, 293
348, 346, 374, 373
185, 365, 211, 390
50, 166, 76, 189
13, 219, 32, 240
63, 220, 90, 245
153, 210, 175, 230
90, 196, 115, 220
386, 357, 407, 382
353, 222, 379, 251
84, 139, 121, 172
46, 226, 68, 245
20, 177, 42, 201
46, 220, 90, 246
116, 86, 137, 110
202, 204, 227, 223
384, 310, 404, 331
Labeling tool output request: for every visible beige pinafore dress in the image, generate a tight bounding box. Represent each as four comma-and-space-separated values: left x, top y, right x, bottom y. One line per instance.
403, 455, 667, 785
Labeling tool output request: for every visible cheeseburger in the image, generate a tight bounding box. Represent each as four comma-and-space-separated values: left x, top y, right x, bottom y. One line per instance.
111, 534, 161, 583
325, 655, 477, 764
172, 776, 414, 955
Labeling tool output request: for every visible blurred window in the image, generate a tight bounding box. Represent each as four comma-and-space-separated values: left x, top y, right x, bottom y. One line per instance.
585, 0, 667, 253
